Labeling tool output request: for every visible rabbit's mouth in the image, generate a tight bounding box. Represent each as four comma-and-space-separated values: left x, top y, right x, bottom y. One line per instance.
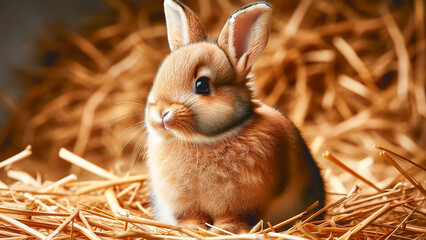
146, 102, 197, 137
146, 106, 248, 144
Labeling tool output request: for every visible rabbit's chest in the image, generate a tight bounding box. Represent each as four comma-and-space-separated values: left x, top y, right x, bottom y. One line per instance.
169, 138, 262, 183
150, 136, 278, 215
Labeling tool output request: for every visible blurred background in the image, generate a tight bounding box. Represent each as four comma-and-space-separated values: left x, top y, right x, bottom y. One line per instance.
0, 0, 424, 196
0, 0, 108, 123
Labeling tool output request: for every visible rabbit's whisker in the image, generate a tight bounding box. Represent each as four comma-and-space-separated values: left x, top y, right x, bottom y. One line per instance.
116, 126, 146, 162
115, 101, 144, 105
117, 121, 145, 138
108, 112, 143, 127
131, 129, 148, 167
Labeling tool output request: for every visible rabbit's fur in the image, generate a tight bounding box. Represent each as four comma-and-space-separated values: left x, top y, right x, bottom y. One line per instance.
145, 0, 325, 233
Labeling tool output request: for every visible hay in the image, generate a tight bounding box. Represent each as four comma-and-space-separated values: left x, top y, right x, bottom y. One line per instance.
0, 146, 424, 239
0, 0, 425, 239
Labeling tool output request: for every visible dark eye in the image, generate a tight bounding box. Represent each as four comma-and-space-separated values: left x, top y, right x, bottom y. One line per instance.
195, 77, 210, 95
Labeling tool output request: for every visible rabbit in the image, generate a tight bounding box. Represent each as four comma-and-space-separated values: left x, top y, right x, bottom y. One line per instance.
144, 0, 325, 234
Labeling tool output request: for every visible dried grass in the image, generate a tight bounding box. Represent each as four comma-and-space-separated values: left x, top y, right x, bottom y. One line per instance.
0, 146, 424, 239
0, 0, 425, 239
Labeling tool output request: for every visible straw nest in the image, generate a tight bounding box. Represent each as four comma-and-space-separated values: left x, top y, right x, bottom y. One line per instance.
0, 0, 425, 239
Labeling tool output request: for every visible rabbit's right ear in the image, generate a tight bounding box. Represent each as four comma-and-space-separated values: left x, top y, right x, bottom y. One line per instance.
164, 0, 207, 51
218, 2, 272, 77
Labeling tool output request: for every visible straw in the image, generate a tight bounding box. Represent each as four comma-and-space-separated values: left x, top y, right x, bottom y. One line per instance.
0, 213, 46, 240
0, 145, 32, 169
379, 151, 426, 197
379, 4, 410, 101
75, 174, 147, 195
45, 209, 79, 240
59, 148, 118, 180
323, 151, 383, 193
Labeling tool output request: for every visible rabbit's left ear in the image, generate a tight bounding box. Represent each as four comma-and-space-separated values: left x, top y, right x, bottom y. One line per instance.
218, 2, 272, 76
164, 0, 207, 51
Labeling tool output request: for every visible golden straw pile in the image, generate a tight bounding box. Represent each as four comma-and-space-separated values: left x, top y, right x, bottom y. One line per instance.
0, 0, 425, 239
0, 146, 424, 239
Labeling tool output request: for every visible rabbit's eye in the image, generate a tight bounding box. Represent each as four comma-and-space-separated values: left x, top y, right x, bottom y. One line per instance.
195, 77, 210, 95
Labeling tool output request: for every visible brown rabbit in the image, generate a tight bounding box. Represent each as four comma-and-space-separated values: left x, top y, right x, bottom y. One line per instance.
145, 0, 325, 233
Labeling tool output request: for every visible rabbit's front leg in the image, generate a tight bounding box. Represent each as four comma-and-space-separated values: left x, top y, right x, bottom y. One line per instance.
212, 214, 251, 234
177, 212, 211, 231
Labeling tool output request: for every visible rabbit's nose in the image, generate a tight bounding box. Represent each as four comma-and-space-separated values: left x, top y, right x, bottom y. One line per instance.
161, 110, 172, 129
162, 110, 172, 120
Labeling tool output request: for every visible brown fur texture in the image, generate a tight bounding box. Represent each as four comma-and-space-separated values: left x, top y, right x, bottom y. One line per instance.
145, 0, 325, 233
164, 0, 207, 50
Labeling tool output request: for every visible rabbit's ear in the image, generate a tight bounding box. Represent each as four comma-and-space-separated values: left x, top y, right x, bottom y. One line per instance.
164, 0, 207, 51
218, 2, 271, 76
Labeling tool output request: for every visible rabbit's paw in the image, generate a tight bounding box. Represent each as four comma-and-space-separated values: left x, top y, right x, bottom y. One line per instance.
178, 214, 211, 231
212, 215, 250, 234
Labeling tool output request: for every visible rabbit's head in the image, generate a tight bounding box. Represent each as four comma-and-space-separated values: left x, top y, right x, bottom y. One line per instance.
146, 0, 272, 143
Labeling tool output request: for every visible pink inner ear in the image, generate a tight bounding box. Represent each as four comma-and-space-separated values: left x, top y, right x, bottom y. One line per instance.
232, 11, 260, 61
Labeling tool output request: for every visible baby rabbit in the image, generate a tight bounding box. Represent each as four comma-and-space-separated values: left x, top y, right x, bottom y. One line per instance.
145, 0, 325, 233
